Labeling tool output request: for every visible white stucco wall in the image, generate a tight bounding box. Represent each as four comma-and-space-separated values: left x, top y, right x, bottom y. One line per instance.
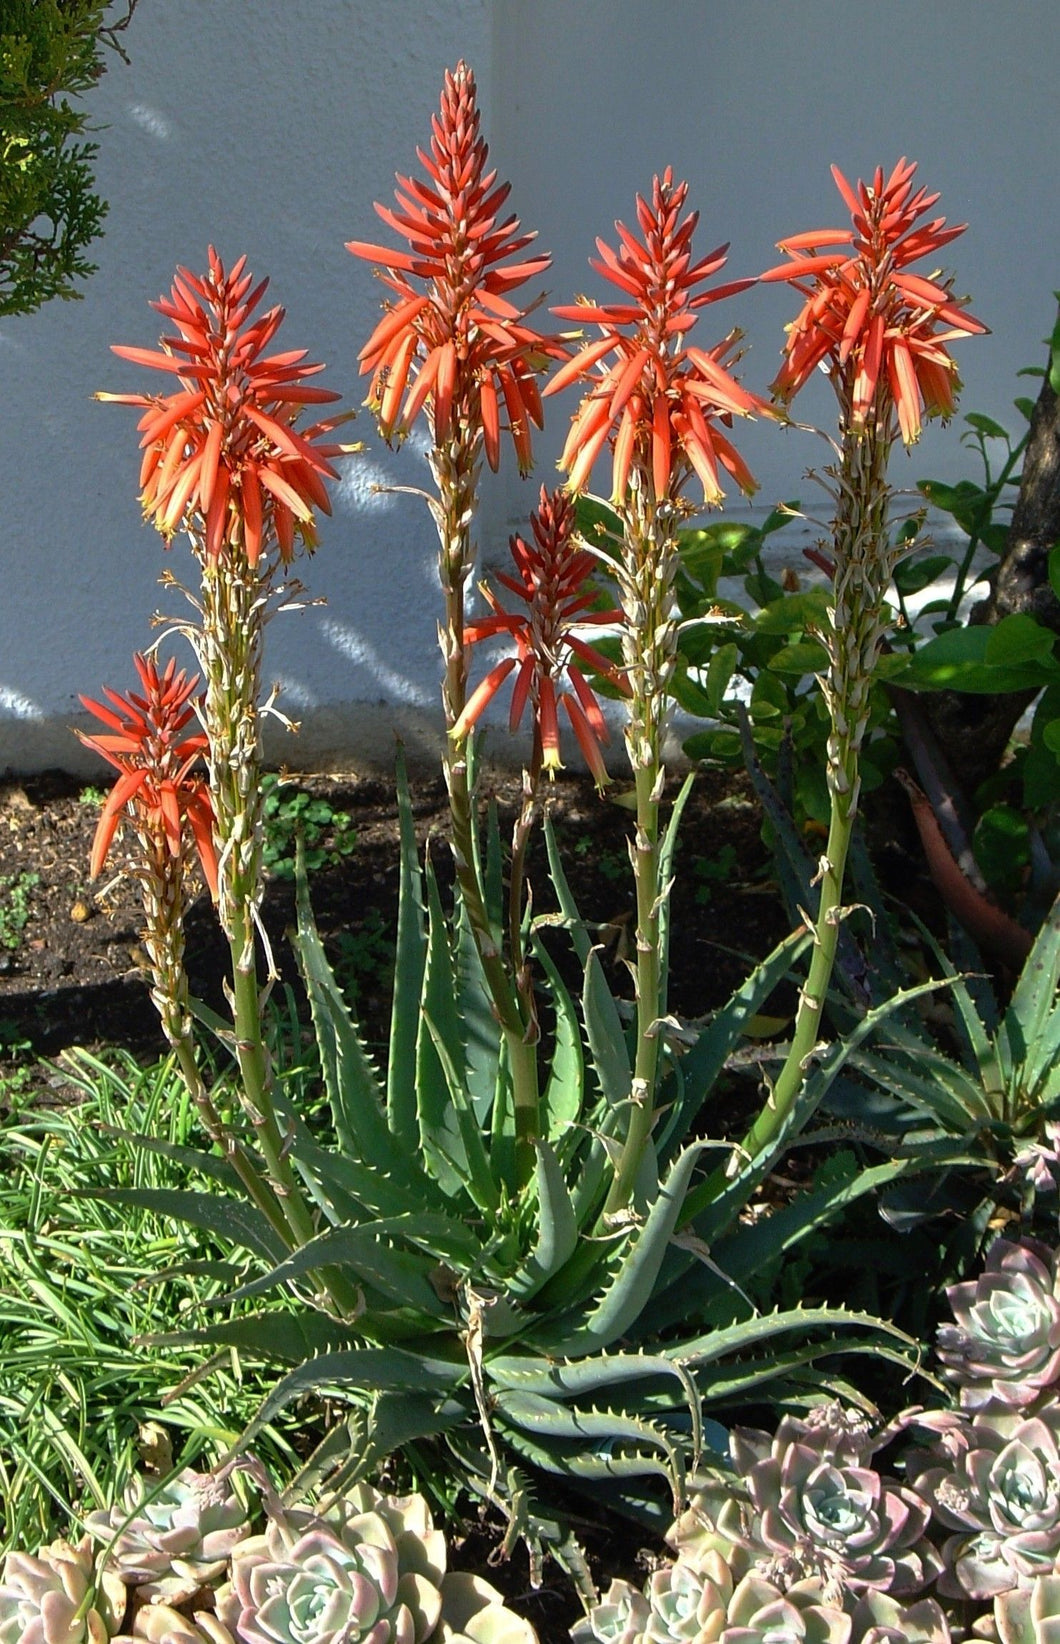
3, 0, 1059, 775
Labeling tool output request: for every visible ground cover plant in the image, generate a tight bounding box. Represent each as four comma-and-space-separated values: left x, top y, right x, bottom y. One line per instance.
7, 55, 1060, 1644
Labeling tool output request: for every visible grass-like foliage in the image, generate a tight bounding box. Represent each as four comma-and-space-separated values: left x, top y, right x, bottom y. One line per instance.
0, 1049, 305, 1555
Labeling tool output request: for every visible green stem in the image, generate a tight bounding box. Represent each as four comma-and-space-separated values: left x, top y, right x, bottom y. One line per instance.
434, 428, 540, 1188
734, 414, 894, 1168
604, 476, 676, 1217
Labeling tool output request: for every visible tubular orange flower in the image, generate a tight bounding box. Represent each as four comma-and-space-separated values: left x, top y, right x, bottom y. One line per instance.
760, 158, 987, 443
453, 488, 624, 786
546, 168, 767, 504
347, 60, 563, 474
99, 248, 349, 564
78, 653, 218, 896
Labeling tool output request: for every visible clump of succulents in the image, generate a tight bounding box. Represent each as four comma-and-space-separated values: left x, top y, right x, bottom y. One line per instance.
216, 1482, 534, 1644
0, 1538, 124, 1644
937, 1240, 1060, 1412
85, 1466, 251, 1604
909, 1403, 1060, 1600
673, 1405, 937, 1602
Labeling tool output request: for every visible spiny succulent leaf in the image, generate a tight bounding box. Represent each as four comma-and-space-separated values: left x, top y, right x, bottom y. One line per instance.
199, 1216, 464, 1316
583, 947, 632, 1108
294, 852, 399, 1169
550, 1142, 710, 1357
90, 1187, 287, 1262
387, 746, 427, 1145
532, 934, 585, 1149
508, 1140, 579, 1300
544, 808, 592, 967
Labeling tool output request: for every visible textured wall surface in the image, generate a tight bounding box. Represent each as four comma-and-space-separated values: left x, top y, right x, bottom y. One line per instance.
2, 0, 1059, 772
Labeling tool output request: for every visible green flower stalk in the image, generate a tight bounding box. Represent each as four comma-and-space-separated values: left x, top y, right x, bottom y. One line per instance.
547, 169, 765, 1214
348, 62, 563, 1186
99, 248, 352, 1257
744, 157, 987, 1162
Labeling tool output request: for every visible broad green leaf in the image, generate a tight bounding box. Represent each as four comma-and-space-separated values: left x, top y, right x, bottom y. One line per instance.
767, 639, 828, 676
892, 553, 954, 597
705, 643, 739, 714
755, 587, 831, 634
964, 412, 1009, 440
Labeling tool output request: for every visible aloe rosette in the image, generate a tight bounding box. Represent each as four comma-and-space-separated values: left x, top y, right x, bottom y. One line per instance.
937, 1240, 1060, 1411
912, 1405, 1060, 1599
85, 1467, 250, 1603
0, 1539, 124, 1644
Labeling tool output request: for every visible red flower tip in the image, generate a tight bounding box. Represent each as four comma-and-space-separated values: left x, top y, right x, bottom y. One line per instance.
453, 486, 624, 785
764, 159, 986, 444
105, 248, 349, 564
350, 61, 564, 470
547, 169, 767, 505
78, 653, 218, 895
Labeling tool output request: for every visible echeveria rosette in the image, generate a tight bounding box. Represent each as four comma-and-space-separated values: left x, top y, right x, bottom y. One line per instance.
722, 1573, 851, 1643
845, 1591, 952, 1644
570, 1578, 652, 1644
913, 1406, 1060, 1600
937, 1240, 1060, 1411
732, 1414, 938, 1598
85, 1467, 250, 1604
995, 1573, 1060, 1644
0, 1539, 124, 1644
112, 1605, 235, 1644
219, 1511, 431, 1644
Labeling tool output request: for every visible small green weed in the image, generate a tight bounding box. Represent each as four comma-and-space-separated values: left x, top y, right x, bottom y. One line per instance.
78, 785, 107, 808
331, 908, 395, 1012
692, 842, 739, 905
261, 775, 358, 879
573, 833, 628, 884
0, 870, 38, 950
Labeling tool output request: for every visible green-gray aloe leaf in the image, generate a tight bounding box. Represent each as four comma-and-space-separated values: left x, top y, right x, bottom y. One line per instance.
233, 1347, 471, 1453
141, 1310, 365, 1362
532, 935, 584, 1150
294, 854, 406, 1179
662, 927, 812, 1155
199, 1217, 466, 1317
544, 809, 591, 968
656, 772, 694, 1021
387, 746, 427, 1147
507, 1140, 579, 1301
549, 1142, 710, 1357
90, 1188, 287, 1263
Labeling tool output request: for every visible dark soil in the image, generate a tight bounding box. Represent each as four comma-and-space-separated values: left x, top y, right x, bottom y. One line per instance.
0, 763, 790, 1095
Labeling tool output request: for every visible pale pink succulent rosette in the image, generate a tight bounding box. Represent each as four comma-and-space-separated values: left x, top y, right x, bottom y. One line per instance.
937, 1239, 1060, 1411
911, 1403, 1060, 1601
